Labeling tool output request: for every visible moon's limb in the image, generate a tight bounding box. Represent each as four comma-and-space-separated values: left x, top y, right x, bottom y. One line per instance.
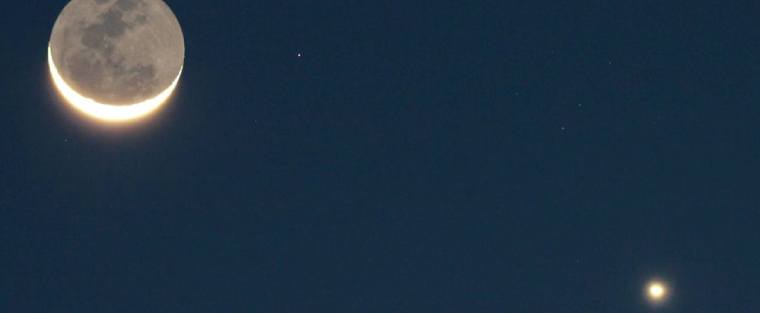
49, 46, 181, 123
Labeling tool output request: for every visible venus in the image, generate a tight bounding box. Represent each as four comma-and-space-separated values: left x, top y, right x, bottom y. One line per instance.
644, 279, 670, 306
48, 0, 185, 123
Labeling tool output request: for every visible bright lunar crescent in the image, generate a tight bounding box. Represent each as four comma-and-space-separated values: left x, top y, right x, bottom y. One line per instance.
49, 0, 185, 123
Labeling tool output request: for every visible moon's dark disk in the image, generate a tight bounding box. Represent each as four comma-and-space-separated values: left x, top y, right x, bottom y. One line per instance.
49, 0, 184, 105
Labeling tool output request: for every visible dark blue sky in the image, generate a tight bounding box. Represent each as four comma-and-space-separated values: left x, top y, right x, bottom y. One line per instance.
3, 0, 760, 312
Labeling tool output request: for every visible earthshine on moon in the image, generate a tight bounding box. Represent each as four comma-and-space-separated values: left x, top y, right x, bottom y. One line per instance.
48, 0, 185, 123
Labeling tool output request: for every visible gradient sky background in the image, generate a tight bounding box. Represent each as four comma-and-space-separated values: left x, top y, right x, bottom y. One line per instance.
2, 0, 760, 312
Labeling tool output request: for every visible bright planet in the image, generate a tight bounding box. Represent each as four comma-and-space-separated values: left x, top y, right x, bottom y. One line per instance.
645, 280, 670, 306
48, 0, 185, 123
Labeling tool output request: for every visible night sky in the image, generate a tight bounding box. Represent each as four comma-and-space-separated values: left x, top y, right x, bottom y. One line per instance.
3, 0, 760, 312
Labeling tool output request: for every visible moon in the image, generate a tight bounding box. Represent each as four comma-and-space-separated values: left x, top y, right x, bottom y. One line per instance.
48, 0, 184, 123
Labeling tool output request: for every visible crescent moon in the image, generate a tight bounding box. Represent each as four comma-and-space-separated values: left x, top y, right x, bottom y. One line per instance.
48, 46, 182, 123
48, 0, 185, 124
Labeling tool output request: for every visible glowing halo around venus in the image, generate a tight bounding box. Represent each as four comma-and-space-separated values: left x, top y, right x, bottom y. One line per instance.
48, 46, 182, 123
